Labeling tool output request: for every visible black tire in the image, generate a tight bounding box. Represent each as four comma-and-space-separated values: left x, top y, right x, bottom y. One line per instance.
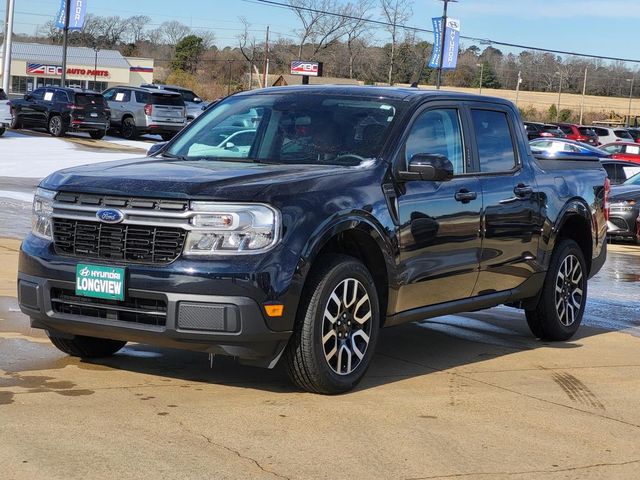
0, 127, 5, 137
10, 111, 21, 129
160, 133, 175, 141
525, 239, 587, 341
89, 129, 106, 140
120, 116, 137, 140
48, 115, 66, 137
48, 333, 126, 358
284, 254, 380, 394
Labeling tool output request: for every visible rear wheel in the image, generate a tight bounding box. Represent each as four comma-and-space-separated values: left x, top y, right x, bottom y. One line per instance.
48, 333, 126, 358
120, 116, 137, 140
525, 239, 587, 341
48, 115, 65, 137
0, 127, 5, 137
285, 254, 380, 394
89, 129, 106, 140
10, 111, 22, 129
160, 133, 176, 141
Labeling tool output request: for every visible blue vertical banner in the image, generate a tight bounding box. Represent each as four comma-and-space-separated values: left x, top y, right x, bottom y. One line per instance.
442, 17, 461, 70
427, 17, 443, 69
55, 0, 88, 31
428, 16, 461, 70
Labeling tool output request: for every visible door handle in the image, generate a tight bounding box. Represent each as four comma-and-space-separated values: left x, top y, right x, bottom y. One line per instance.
514, 184, 533, 197
455, 189, 478, 203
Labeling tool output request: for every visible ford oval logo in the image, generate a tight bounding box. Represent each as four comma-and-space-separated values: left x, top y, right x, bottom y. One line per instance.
96, 208, 124, 224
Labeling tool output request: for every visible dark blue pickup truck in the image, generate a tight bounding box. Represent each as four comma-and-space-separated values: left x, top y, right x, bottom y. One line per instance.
18, 86, 608, 393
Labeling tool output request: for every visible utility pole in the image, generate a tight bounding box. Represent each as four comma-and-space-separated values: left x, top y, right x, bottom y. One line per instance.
262, 26, 269, 88
579, 67, 588, 125
515, 70, 522, 107
2, 0, 16, 94
556, 71, 563, 122
476, 62, 484, 94
626, 77, 635, 127
436, 0, 457, 90
61, 0, 71, 86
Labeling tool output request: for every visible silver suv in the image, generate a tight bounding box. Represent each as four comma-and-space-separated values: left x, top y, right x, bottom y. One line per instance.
141, 84, 208, 122
103, 86, 187, 140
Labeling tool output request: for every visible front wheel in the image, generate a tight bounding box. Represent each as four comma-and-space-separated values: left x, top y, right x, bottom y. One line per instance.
525, 239, 587, 341
48, 333, 126, 358
284, 254, 380, 394
120, 117, 137, 140
160, 133, 176, 141
10, 111, 22, 129
0, 127, 5, 137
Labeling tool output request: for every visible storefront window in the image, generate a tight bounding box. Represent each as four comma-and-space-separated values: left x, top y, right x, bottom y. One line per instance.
11, 76, 27, 94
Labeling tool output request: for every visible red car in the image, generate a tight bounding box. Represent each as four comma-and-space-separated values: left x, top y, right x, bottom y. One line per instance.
600, 142, 640, 163
554, 123, 599, 146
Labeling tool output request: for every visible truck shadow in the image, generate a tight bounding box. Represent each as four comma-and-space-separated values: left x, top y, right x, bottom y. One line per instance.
75, 306, 611, 394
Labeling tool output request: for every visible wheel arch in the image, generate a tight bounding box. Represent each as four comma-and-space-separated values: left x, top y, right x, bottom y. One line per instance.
549, 199, 593, 275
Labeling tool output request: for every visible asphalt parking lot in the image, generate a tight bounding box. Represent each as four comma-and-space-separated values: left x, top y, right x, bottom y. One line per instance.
1, 133, 639, 479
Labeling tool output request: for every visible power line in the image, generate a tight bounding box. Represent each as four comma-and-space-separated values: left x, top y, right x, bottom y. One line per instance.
247, 0, 640, 65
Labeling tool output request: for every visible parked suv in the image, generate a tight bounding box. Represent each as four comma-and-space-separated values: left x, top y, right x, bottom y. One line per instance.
0, 88, 10, 136
18, 87, 608, 394
103, 86, 187, 140
553, 123, 599, 145
589, 126, 633, 145
141, 84, 207, 122
9, 87, 110, 139
523, 121, 565, 140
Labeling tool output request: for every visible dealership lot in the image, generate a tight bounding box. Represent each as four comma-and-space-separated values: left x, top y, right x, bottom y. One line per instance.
0, 133, 639, 479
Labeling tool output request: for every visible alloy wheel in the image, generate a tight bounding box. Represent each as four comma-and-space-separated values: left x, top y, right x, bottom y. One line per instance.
554, 254, 584, 327
49, 116, 61, 136
321, 278, 373, 375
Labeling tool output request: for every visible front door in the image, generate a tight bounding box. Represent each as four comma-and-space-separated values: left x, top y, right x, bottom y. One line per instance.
467, 106, 543, 295
395, 105, 482, 312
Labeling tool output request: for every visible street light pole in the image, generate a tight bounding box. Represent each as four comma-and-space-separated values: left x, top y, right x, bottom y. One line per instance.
579, 67, 588, 125
627, 78, 635, 127
2, 0, 16, 94
515, 70, 522, 107
436, 0, 457, 90
556, 71, 563, 122
476, 62, 484, 95
93, 47, 100, 86
61, 0, 71, 86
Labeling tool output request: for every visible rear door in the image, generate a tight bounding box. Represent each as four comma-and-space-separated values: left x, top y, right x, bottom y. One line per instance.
467, 105, 543, 295
394, 103, 482, 311
21, 88, 45, 125
150, 93, 185, 124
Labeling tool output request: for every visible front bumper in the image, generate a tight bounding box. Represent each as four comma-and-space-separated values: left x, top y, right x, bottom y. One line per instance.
18, 236, 296, 367
607, 208, 640, 239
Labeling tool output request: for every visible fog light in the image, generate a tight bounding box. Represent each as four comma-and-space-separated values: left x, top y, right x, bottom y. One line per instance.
264, 304, 284, 317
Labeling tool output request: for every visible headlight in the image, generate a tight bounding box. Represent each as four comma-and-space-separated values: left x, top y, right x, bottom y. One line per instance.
32, 188, 55, 240
184, 203, 280, 255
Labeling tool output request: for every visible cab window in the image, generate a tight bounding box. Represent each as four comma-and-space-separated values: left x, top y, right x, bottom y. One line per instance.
471, 109, 517, 173
404, 108, 465, 175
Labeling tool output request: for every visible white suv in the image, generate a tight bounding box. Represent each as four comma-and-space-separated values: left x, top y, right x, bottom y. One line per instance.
0, 88, 11, 137
589, 126, 633, 145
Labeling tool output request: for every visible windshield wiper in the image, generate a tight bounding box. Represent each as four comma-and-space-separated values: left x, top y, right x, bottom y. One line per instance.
160, 152, 187, 160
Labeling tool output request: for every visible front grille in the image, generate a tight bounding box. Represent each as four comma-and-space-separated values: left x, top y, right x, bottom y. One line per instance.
51, 288, 167, 327
609, 217, 631, 231
53, 219, 186, 264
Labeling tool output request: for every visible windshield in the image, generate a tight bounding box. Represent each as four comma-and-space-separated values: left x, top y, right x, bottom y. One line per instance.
166, 93, 402, 166
624, 172, 640, 185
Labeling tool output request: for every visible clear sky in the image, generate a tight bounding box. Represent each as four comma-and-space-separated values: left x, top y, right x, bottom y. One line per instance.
3, 0, 640, 64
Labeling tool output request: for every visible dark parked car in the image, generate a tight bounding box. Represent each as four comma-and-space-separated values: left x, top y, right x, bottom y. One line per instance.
625, 128, 640, 143
608, 173, 640, 243
523, 121, 566, 140
553, 123, 599, 145
10, 87, 110, 139
18, 86, 608, 394
600, 159, 640, 185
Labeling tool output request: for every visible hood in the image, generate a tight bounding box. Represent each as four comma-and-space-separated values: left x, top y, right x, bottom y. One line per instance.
40, 156, 378, 202
610, 184, 640, 202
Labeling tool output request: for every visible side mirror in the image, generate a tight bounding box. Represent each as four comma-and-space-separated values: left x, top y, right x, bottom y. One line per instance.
24, 94, 33, 101
224, 142, 236, 150
398, 154, 454, 181
147, 142, 168, 157
193, 97, 202, 103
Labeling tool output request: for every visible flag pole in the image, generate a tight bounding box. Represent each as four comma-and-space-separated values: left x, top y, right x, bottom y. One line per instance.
2, 0, 16, 94
61, 0, 71, 86
435, 0, 452, 89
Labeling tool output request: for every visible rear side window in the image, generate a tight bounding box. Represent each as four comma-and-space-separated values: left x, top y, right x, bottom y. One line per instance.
151, 93, 184, 106
614, 129, 633, 139
54, 91, 69, 103
471, 109, 517, 173
593, 127, 608, 137
135, 91, 150, 104
404, 108, 465, 174
559, 125, 572, 134
578, 127, 595, 136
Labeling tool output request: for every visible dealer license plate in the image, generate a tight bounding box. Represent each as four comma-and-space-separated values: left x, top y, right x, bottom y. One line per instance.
90, 112, 98, 118
76, 264, 125, 301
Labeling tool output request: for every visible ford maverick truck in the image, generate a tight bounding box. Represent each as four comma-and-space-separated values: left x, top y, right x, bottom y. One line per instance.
18, 86, 608, 394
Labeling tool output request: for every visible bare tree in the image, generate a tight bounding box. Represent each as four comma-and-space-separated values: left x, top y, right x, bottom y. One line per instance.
237, 17, 262, 88
287, 0, 350, 59
344, 0, 373, 79
161, 20, 192, 46
380, 0, 412, 85
127, 15, 151, 44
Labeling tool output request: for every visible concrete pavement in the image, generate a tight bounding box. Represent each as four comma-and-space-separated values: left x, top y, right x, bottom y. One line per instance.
1, 238, 639, 480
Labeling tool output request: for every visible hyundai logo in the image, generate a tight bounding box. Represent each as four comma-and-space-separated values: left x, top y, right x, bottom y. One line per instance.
96, 208, 125, 224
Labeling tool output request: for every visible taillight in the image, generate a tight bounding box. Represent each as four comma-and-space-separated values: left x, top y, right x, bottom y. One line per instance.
576, 135, 586, 141
144, 104, 153, 116
67, 104, 79, 110
540, 132, 553, 137
604, 177, 610, 221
